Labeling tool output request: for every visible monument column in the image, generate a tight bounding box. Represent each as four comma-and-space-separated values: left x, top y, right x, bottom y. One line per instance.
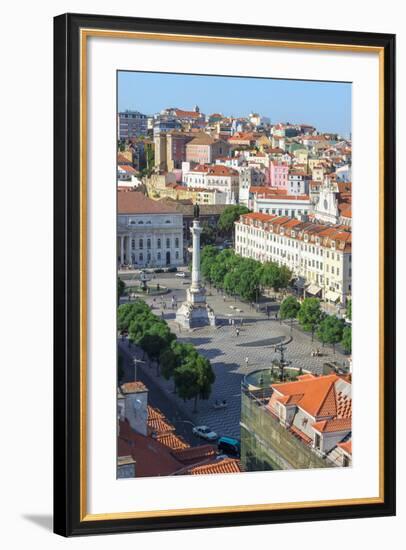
176, 216, 216, 328
190, 219, 202, 291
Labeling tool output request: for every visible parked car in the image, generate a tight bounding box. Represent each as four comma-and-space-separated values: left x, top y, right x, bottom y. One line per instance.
217, 436, 240, 457
166, 266, 178, 273
192, 425, 218, 441
175, 272, 186, 278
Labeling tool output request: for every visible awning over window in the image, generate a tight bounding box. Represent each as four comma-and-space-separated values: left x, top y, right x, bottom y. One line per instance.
325, 290, 341, 303
306, 284, 322, 296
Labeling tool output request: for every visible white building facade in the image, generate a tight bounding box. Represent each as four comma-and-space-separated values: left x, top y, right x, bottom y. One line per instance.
183, 164, 239, 204
117, 192, 184, 268
235, 212, 352, 305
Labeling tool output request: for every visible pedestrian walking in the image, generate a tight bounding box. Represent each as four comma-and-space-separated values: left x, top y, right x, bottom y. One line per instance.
236, 328, 240, 337
245, 356, 249, 368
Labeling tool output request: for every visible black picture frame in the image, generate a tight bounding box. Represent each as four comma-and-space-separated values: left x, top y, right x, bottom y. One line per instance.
54, 12, 396, 537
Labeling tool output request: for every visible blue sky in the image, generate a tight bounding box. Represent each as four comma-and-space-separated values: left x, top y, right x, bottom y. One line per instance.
118, 71, 351, 137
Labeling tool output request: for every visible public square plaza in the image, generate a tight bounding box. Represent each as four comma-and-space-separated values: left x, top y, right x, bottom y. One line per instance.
120, 271, 348, 441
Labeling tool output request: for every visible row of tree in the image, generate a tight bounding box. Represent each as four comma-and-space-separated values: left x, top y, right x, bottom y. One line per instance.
117, 300, 215, 410
279, 296, 352, 353
201, 246, 292, 302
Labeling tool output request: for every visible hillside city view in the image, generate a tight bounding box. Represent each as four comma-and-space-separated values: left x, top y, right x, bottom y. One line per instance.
116, 72, 352, 479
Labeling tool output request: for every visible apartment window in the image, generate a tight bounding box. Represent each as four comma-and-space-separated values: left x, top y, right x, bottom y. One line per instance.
157, 238, 161, 249
139, 253, 143, 261
166, 238, 170, 248
139, 238, 143, 249
147, 238, 151, 249
157, 252, 161, 261
131, 239, 135, 250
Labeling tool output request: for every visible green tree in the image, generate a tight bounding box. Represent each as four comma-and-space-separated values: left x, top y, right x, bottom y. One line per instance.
316, 315, 344, 353
279, 296, 301, 333
260, 262, 292, 291
210, 249, 238, 288
236, 265, 261, 302
218, 205, 250, 236
173, 363, 201, 411
341, 325, 352, 353
201, 245, 219, 282
117, 300, 150, 332
200, 222, 217, 246
298, 298, 324, 341
117, 277, 125, 305
173, 354, 215, 412
139, 322, 175, 375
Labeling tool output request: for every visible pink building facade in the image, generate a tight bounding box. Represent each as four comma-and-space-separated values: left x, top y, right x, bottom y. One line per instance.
270, 161, 289, 189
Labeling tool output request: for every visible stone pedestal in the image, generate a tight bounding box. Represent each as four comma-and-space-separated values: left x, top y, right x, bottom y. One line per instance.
176, 219, 217, 329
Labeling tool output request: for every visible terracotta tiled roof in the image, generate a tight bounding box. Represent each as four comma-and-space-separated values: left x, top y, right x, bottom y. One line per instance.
117, 153, 132, 164
187, 133, 217, 145
175, 109, 201, 118
171, 444, 217, 464
207, 165, 238, 176
156, 432, 189, 451
118, 192, 180, 214
271, 374, 347, 418
119, 421, 184, 477
338, 440, 352, 454
120, 381, 147, 394
147, 405, 165, 420
148, 417, 175, 436
312, 418, 352, 433
188, 458, 241, 475
118, 164, 137, 173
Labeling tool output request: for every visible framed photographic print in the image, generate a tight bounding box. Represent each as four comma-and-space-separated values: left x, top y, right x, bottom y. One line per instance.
53, 13, 396, 536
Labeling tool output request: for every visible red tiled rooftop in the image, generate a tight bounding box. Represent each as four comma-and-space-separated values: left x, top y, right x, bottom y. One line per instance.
271, 374, 349, 418
155, 432, 189, 451
171, 444, 217, 464
188, 458, 241, 475
338, 440, 352, 454
120, 381, 148, 394
118, 192, 180, 215
312, 418, 352, 433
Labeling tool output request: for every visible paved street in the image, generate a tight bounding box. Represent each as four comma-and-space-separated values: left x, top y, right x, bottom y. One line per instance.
119, 272, 348, 441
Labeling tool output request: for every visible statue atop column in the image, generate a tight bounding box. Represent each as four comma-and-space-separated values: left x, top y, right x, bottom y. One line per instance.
176, 218, 216, 329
